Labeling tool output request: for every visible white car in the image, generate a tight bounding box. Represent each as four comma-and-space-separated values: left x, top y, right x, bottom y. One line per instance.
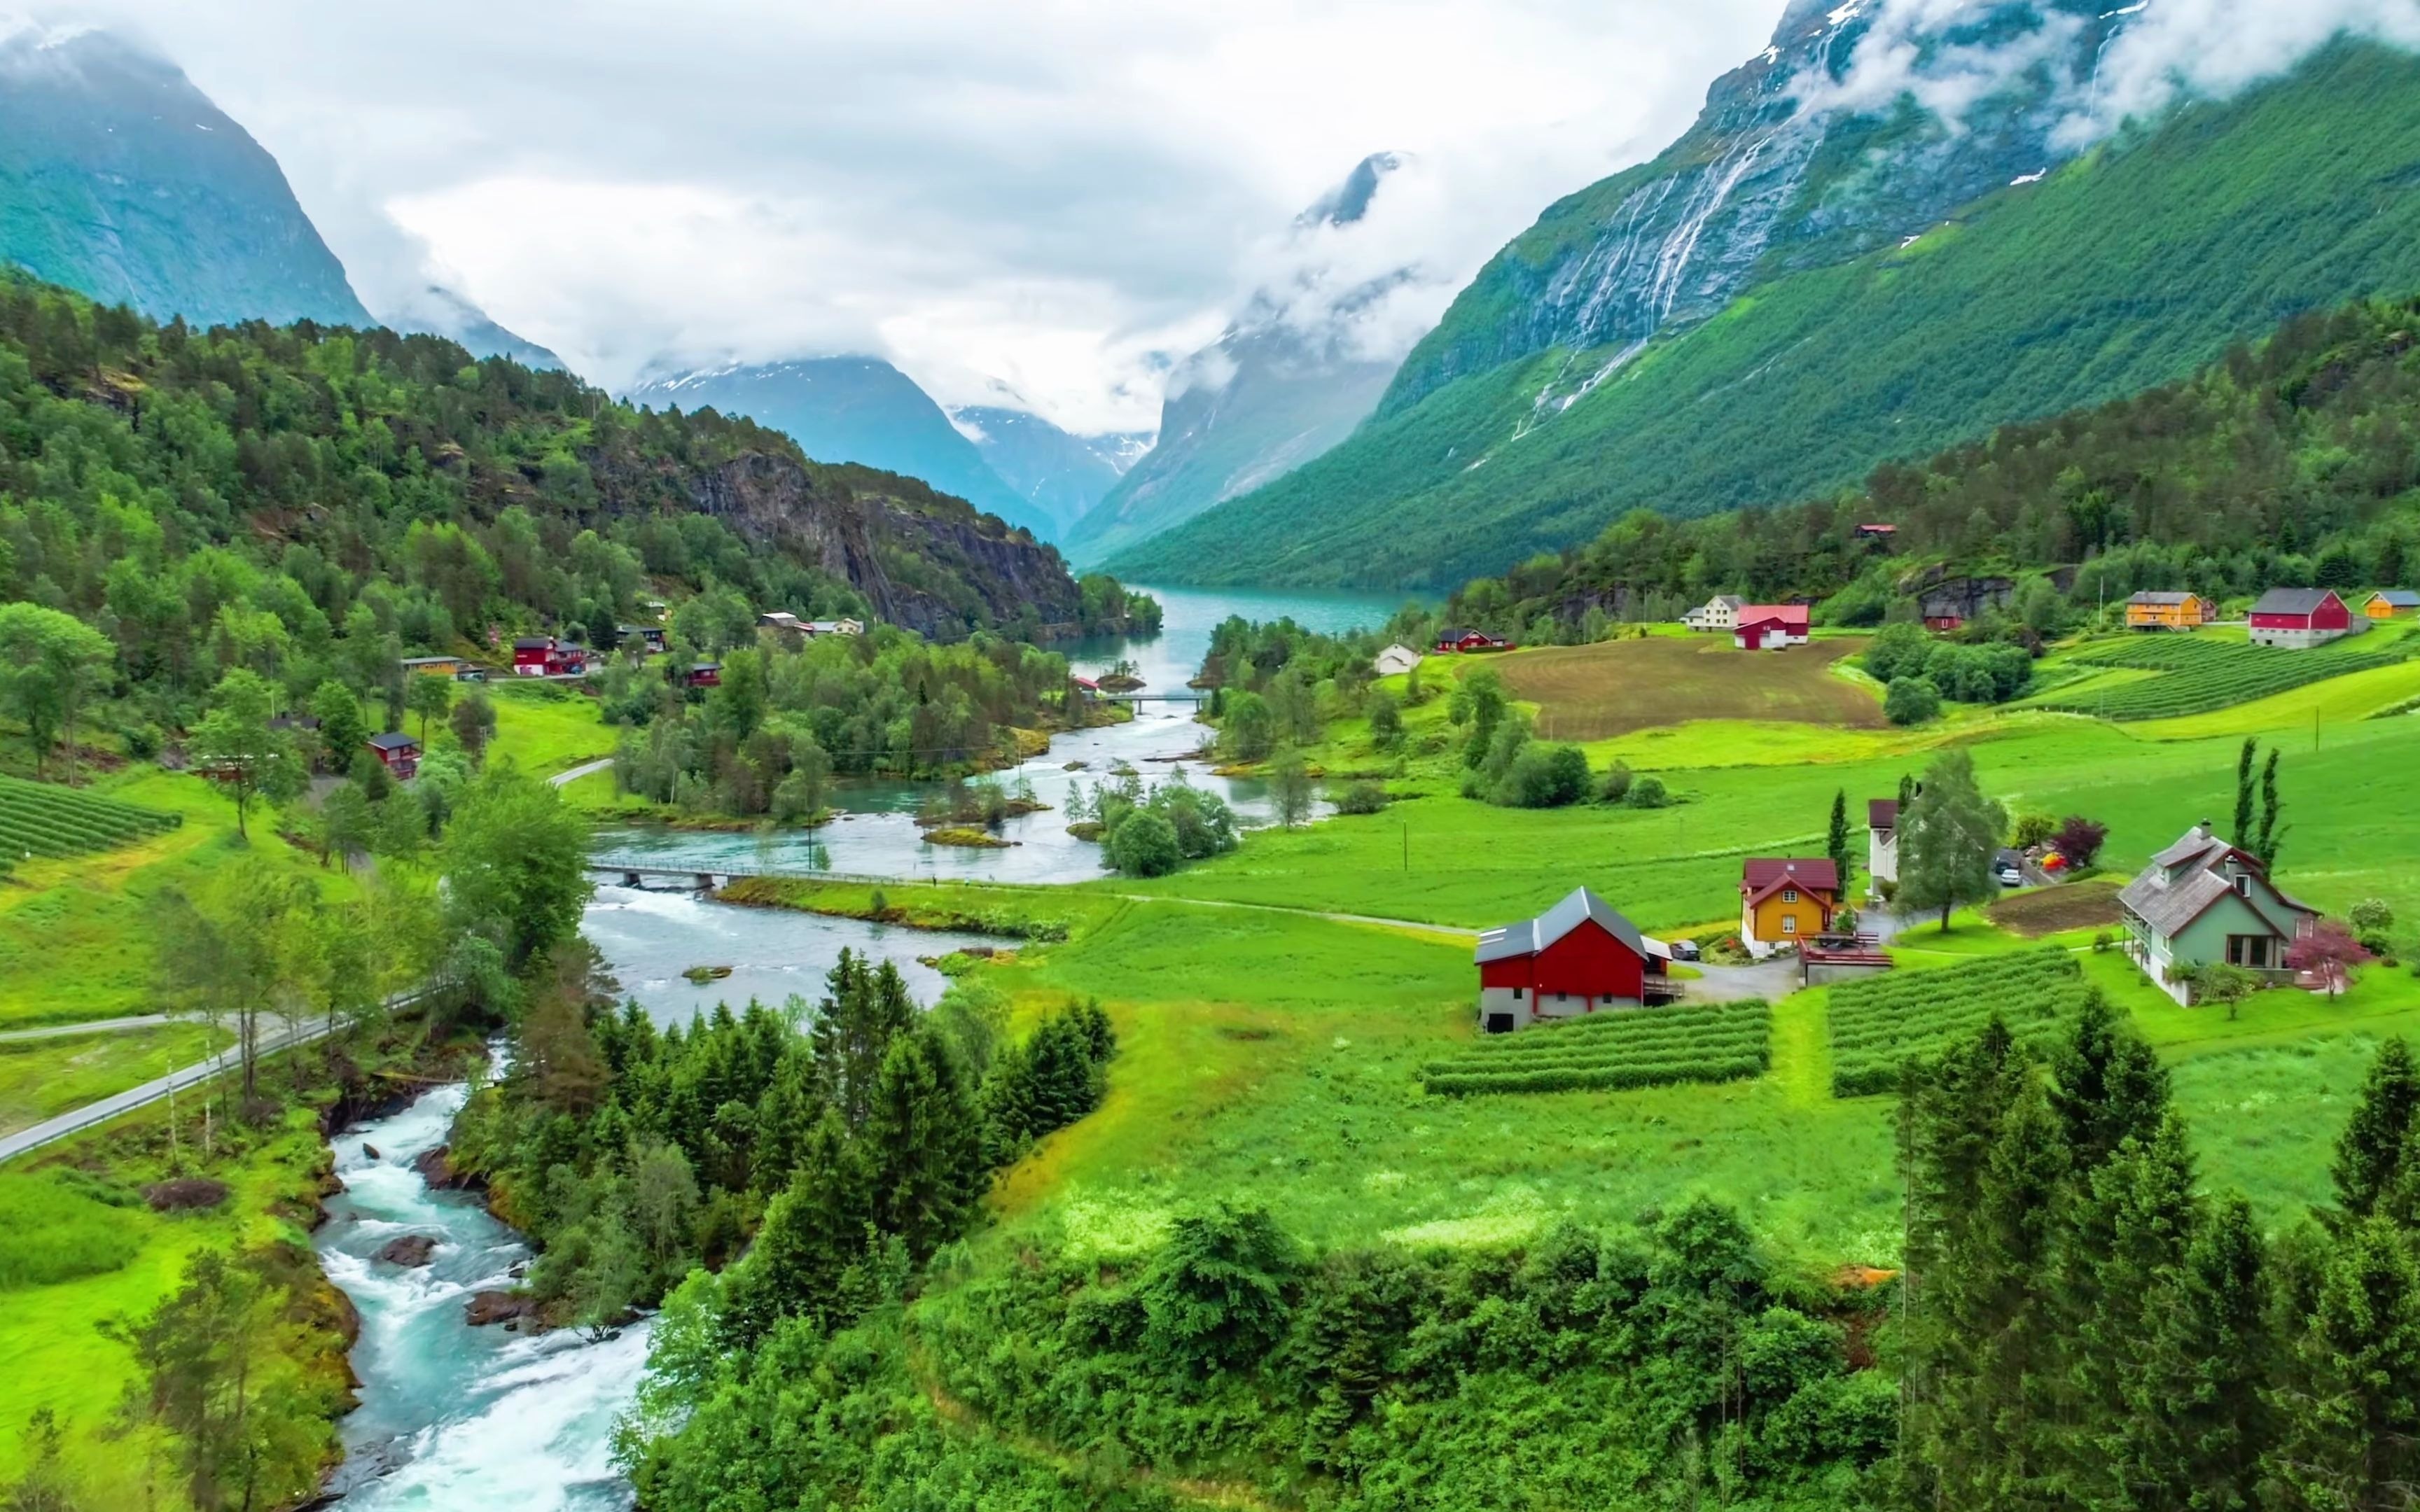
1995, 862, 2024, 888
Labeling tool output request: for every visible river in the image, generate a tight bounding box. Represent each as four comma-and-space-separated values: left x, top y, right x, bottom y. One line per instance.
317, 584, 1403, 1507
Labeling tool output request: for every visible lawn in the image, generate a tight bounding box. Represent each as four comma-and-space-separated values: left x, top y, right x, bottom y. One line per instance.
476, 681, 618, 776
1495, 637, 1882, 741
0, 1022, 228, 1136
0, 769, 356, 1028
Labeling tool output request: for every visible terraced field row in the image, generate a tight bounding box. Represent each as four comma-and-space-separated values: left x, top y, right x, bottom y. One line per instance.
1422, 999, 1772, 1096
0, 776, 181, 864
1828, 948, 2093, 1096
2030, 632, 2412, 720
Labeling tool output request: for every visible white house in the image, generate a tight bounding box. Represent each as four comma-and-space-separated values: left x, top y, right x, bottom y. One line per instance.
1375, 643, 1424, 677
1683, 594, 1746, 632
804, 618, 865, 637
1866, 798, 1900, 895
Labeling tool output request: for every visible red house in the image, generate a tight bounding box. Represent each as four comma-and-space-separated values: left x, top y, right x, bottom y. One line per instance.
1733, 605, 1810, 650
1855, 524, 1898, 541
511, 636, 588, 676
365, 732, 420, 781
686, 662, 723, 687
2248, 588, 2356, 649
1435, 626, 1512, 654
1474, 887, 1676, 1032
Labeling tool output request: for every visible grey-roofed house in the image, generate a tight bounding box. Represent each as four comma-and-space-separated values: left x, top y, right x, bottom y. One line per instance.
2118, 820, 2317, 1004
2247, 587, 2356, 648
1474, 886, 1677, 1032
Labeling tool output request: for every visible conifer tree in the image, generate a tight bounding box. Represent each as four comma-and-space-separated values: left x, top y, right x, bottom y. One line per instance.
808, 950, 917, 1130
728, 1111, 875, 1340
863, 1026, 985, 1261
2255, 748, 2286, 870
2333, 1037, 2419, 1219
2235, 736, 2258, 846
2049, 990, 2171, 1173
2271, 1214, 2420, 1508
2139, 1195, 2272, 1511
1826, 788, 1854, 890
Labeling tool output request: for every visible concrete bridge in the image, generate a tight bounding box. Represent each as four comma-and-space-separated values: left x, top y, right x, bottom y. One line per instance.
1099, 690, 1210, 704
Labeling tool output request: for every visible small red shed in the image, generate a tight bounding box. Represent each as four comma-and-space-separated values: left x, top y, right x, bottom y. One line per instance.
2248, 589, 2354, 649
365, 732, 420, 781
1474, 887, 1674, 1032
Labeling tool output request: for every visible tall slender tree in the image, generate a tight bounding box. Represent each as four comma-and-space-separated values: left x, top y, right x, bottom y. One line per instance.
2255, 748, 2286, 870
1826, 788, 1855, 891
2234, 736, 2259, 846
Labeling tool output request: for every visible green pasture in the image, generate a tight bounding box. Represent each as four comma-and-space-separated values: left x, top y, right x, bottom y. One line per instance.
0, 1022, 228, 1136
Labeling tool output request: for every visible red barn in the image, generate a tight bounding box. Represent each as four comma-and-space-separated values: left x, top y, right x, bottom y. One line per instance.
1474, 887, 1674, 1032
2248, 588, 2354, 649
1734, 604, 1810, 650
365, 732, 420, 781
1435, 626, 1512, 654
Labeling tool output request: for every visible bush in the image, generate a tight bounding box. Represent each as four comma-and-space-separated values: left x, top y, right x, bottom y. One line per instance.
1884, 676, 1942, 726
1599, 760, 1634, 804
1333, 780, 1389, 815
1626, 775, 1670, 808
2052, 816, 2108, 867
2012, 811, 2056, 849
1497, 743, 1592, 808
1367, 691, 1403, 752
1104, 810, 1181, 877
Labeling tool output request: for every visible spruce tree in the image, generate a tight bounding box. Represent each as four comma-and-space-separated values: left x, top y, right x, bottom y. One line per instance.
2234, 736, 2258, 846
864, 1026, 985, 1261
2139, 1195, 2272, 1511
1826, 788, 1855, 891
2272, 1214, 2420, 1508
728, 1111, 875, 1340
2333, 1037, 2419, 1219
808, 950, 917, 1130
2049, 990, 2171, 1172
2255, 748, 2286, 870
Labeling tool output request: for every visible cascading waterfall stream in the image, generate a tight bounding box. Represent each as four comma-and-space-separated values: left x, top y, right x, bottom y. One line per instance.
316, 1085, 650, 1510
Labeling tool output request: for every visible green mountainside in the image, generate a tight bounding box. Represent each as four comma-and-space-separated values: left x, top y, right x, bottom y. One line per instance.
0, 28, 371, 330
1112, 39, 2420, 589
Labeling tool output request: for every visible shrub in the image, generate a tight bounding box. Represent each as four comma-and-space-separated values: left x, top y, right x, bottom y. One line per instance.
1626, 775, 1670, 808
1496, 742, 1591, 808
2092, 930, 2113, 953
1884, 676, 1942, 726
1333, 780, 1389, 816
1599, 760, 1634, 804
2052, 816, 2108, 867
1104, 811, 1181, 877
2012, 811, 2057, 849
1367, 691, 1403, 752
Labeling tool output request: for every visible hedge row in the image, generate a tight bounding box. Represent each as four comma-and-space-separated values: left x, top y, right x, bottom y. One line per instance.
1828, 948, 2092, 1096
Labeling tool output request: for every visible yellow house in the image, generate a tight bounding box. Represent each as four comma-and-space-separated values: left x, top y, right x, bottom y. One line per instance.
1739, 858, 1841, 959
2365, 591, 2420, 620
2125, 592, 2215, 630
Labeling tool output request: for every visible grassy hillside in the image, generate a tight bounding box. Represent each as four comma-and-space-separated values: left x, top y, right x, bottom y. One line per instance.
1112, 42, 2420, 588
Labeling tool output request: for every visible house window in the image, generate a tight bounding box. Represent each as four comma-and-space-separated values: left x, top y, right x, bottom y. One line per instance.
2234, 874, 2252, 898
1783, 888, 1799, 903
1512, 988, 1524, 1000
1781, 916, 1797, 934
2228, 936, 2274, 969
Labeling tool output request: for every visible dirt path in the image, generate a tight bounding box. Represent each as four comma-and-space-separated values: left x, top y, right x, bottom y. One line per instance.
1105, 892, 1479, 939
0, 1013, 180, 1043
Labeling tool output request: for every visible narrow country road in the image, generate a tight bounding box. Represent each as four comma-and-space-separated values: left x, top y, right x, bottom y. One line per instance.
0, 1013, 180, 1043
550, 757, 615, 788
0, 1015, 327, 1165
1104, 892, 1480, 938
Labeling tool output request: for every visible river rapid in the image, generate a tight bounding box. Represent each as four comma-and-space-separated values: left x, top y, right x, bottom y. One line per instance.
313, 584, 1404, 1508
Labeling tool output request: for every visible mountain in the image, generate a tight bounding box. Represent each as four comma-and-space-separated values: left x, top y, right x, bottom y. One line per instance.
1063, 153, 1422, 565
949, 405, 1149, 540
1108, 8, 2420, 589
384, 284, 562, 370
0, 24, 371, 329
627, 357, 1055, 540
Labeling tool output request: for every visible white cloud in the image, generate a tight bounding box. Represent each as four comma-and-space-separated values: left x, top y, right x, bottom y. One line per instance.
40, 0, 1783, 434
2064, 0, 2420, 145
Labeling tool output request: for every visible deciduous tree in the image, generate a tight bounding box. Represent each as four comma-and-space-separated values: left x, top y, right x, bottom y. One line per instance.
1895, 748, 2005, 932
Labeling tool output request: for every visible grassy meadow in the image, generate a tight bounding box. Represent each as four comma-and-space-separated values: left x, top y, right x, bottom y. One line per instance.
0, 1022, 228, 1136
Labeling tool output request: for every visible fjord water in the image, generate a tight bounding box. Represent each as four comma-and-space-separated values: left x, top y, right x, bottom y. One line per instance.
319, 585, 1405, 1506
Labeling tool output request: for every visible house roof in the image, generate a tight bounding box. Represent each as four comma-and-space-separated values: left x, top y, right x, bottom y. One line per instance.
2120, 823, 2318, 941
2127, 592, 2197, 606
1856, 524, 1897, 533
1475, 887, 1646, 965
1868, 799, 1900, 830
2371, 591, 2420, 608
2251, 587, 2338, 618
1737, 604, 1810, 630
398, 655, 463, 666
511, 637, 555, 650
1714, 594, 1746, 608
366, 732, 419, 751
1741, 858, 1840, 904
690, 662, 721, 673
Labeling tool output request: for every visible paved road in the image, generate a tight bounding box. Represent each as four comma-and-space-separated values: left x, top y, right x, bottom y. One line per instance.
0, 1015, 325, 1166
551, 757, 615, 788
0, 1013, 181, 1044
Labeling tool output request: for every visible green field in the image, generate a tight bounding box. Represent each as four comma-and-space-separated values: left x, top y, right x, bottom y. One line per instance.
1494, 636, 1880, 740
2027, 631, 2415, 720
0, 1023, 227, 1136
0, 774, 181, 866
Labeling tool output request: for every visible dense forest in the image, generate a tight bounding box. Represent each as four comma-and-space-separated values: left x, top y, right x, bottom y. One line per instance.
1428, 295, 2420, 646
0, 274, 1134, 760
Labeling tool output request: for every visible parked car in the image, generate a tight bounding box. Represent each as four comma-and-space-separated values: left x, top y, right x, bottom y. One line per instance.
1668, 939, 1702, 962
1995, 850, 2025, 888
454, 668, 487, 683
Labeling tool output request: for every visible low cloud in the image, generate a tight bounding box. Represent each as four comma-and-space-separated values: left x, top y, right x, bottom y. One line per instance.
2062, 0, 2420, 146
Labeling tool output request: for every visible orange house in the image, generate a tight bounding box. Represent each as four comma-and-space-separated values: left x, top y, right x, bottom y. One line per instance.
2125, 592, 2216, 631
1739, 858, 1840, 958
2365, 591, 2420, 620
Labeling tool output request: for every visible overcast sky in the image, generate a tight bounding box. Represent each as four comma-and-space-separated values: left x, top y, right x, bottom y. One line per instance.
50, 0, 1785, 433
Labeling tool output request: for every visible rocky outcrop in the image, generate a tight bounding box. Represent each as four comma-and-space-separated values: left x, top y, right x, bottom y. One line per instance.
464, 1290, 541, 1328
412, 1144, 478, 1191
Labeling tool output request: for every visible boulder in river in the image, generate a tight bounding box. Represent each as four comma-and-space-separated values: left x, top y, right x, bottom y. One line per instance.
464, 1290, 540, 1328
361, 1142, 380, 1161
377, 1234, 438, 1267
412, 1144, 480, 1191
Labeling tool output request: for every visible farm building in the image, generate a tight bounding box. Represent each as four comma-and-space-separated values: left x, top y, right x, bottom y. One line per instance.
399, 655, 477, 677
759, 611, 806, 634
1739, 858, 1840, 957
805, 617, 865, 637
1435, 627, 1512, 653
1374, 643, 1424, 676
511, 636, 589, 676
1069, 675, 1101, 702
2125, 592, 2217, 631
1473, 887, 1678, 1032
618, 625, 668, 654
365, 732, 421, 781
1866, 799, 1900, 895
2248, 588, 2356, 648
2365, 590, 2420, 620
686, 662, 723, 688
1684, 595, 1746, 632
2118, 821, 2317, 1005
1733, 605, 1809, 650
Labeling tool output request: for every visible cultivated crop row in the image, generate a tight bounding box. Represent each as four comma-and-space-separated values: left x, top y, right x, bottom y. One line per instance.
1827, 948, 2092, 1096
0, 776, 181, 863
1422, 1000, 1772, 1096
2031, 634, 2409, 720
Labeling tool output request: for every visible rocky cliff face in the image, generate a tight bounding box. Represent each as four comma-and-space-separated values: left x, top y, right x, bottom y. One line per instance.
1382, 0, 2131, 418
663, 450, 1082, 640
